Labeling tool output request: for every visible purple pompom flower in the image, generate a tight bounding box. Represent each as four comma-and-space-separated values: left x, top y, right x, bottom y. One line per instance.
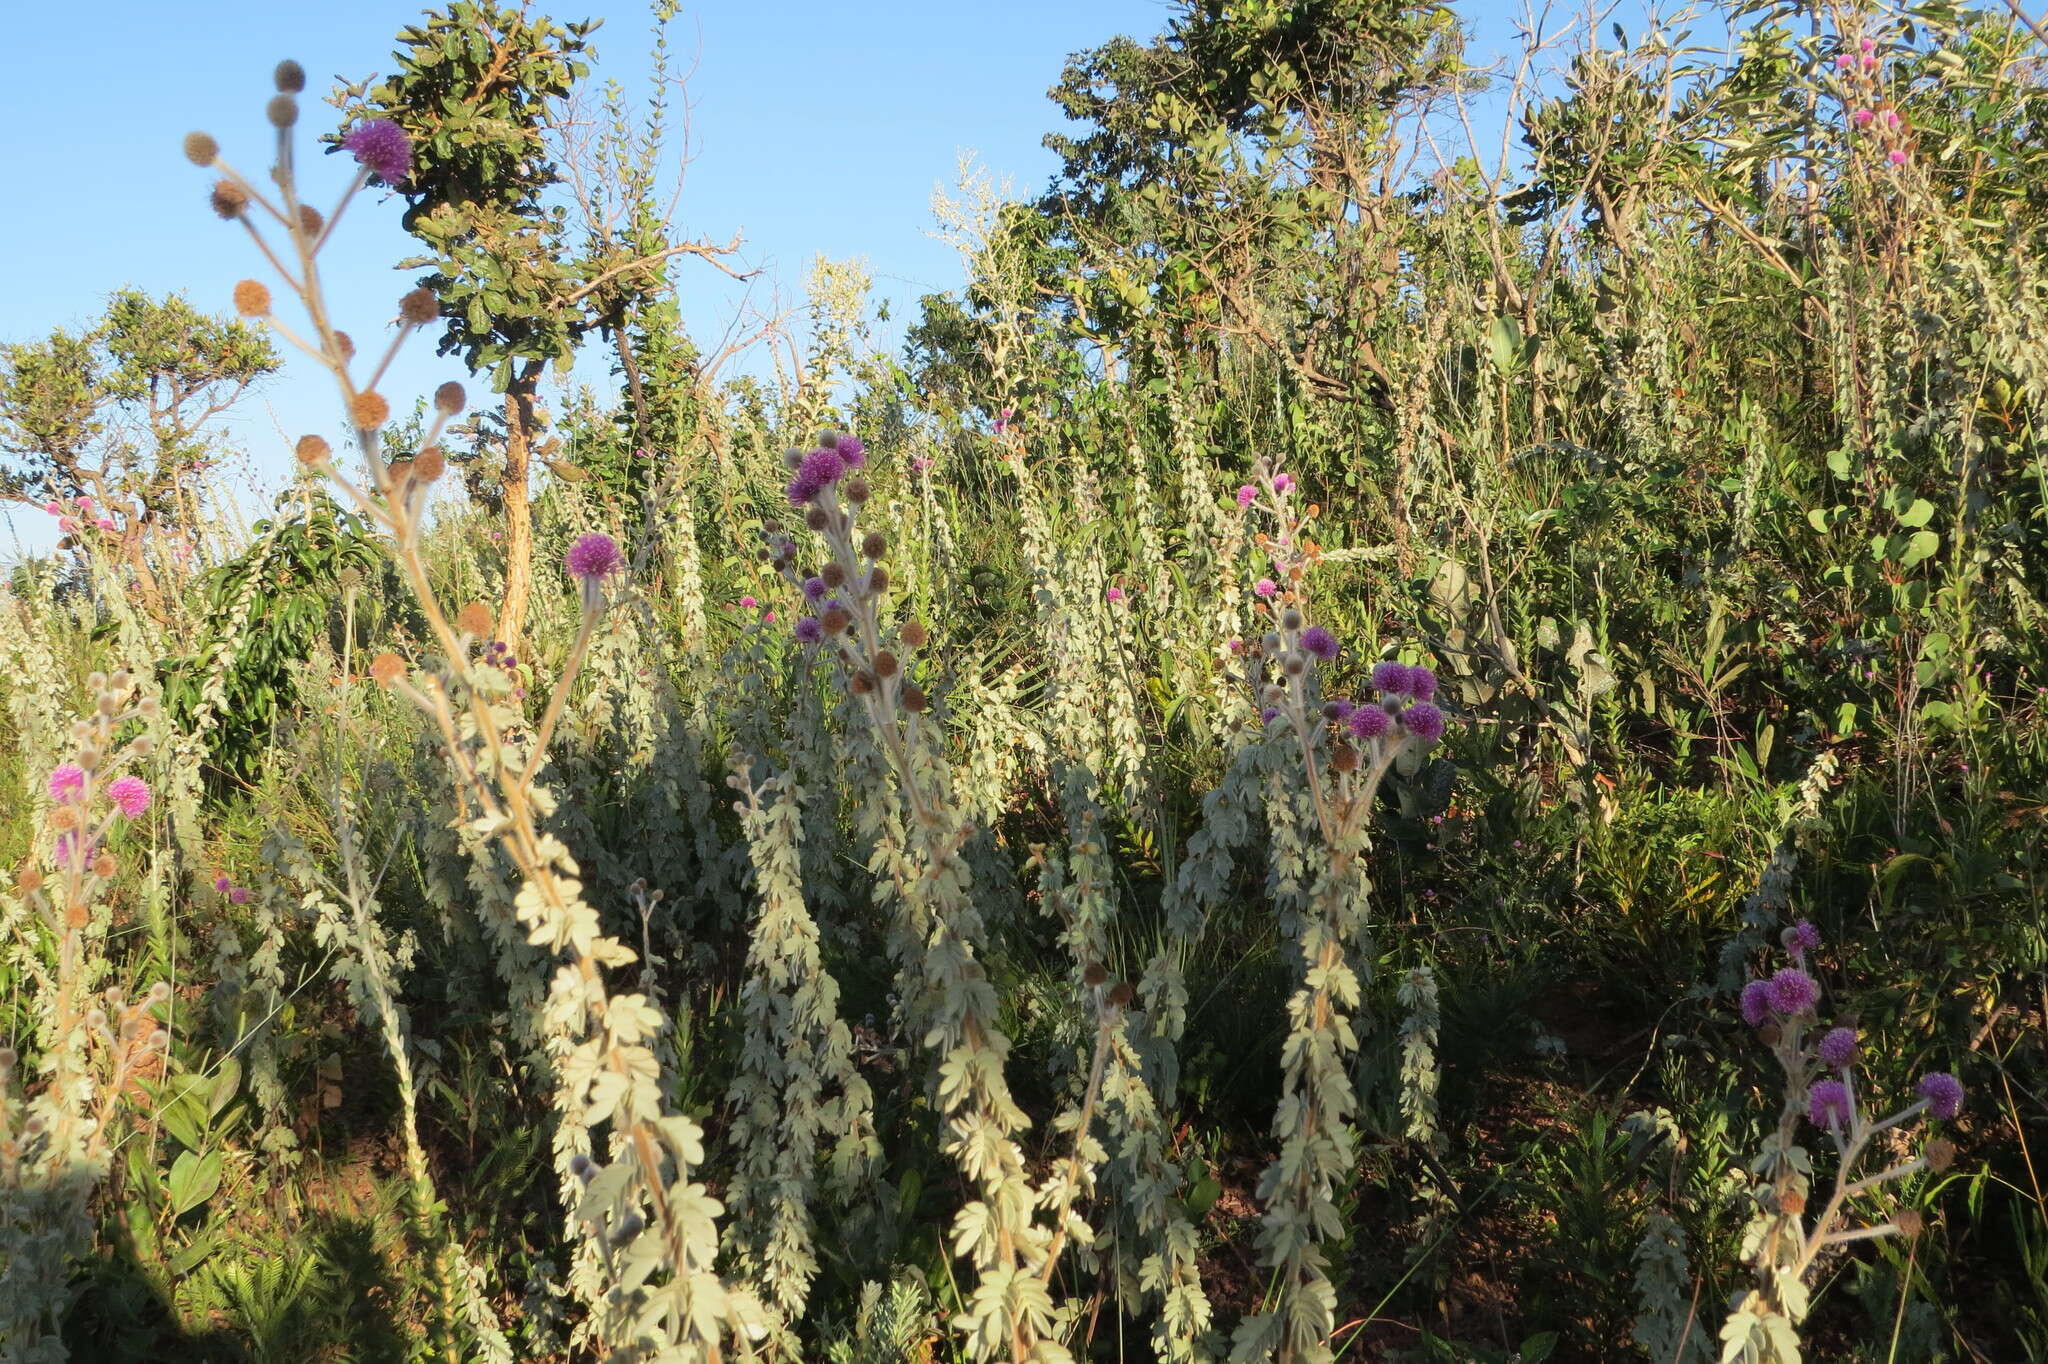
1348, 704, 1391, 741
836, 435, 866, 468
1784, 920, 1821, 954
1106, 587, 1125, 603
1322, 699, 1356, 723
1402, 702, 1446, 743
798, 446, 847, 489
49, 764, 86, 803
213, 875, 233, 894
1254, 578, 1278, 599
229, 887, 252, 905
1299, 626, 1339, 662
343, 119, 412, 183
1740, 979, 1774, 1027
1272, 473, 1295, 493
1407, 667, 1439, 701
1260, 706, 1281, 724
803, 576, 828, 603
1817, 1027, 1858, 1068
1767, 967, 1821, 1017
1237, 485, 1257, 508
1808, 1079, 1853, 1130
1916, 1072, 1963, 1119
106, 776, 151, 819
786, 475, 820, 505
793, 617, 824, 644
565, 533, 623, 583
1371, 660, 1411, 695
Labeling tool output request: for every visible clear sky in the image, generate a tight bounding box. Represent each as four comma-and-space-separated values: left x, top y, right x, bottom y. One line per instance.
1, 0, 1548, 557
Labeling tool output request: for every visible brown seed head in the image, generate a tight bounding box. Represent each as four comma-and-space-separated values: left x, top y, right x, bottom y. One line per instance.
51, 807, 79, 832
1777, 1189, 1807, 1216
844, 476, 870, 505
901, 619, 928, 648
93, 853, 117, 880
332, 332, 355, 361
369, 652, 406, 687
209, 179, 249, 219
66, 902, 88, 929
1281, 608, 1303, 631
399, 288, 440, 325
273, 59, 306, 93
183, 132, 220, 166
1107, 982, 1136, 1008
866, 566, 890, 596
900, 682, 928, 713
351, 391, 391, 430
1894, 1209, 1924, 1238
434, 380, 466, 415
872, 650, 899, 679
232, 279, 271, 317
1331, 743, 1360, 773
805, 507, 829, 531
861, 530, 887, 559
820, 606, 851, 635
295, 434, 332, 466
412, 446, 446, 482
297, 204, 324, 236
1924, 1139, 1955, 1172
1083, 962, 1109, 987
821, 562, 846, 590
16, 868, 42, 894
849, 670, 876, 696
455, 603, 494, 637
266, 95, 298, 128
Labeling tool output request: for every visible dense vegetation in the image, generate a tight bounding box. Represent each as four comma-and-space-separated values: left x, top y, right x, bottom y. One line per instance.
2, 1, 2044, 1360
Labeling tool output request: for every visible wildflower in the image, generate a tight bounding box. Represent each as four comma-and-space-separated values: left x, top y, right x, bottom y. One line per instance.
106, 776, 151, 819
343, 119, 412, 182
1402, 702, 1446, 743
1407, 666, 1439, 701
1784, 921, 1821, 954
1321, 699, 1355, 722
43, 501, 60, 514
803, 576, 828, 603
1106, 587, 1125, 603
786, 474, 820, 505
565, 533, 623, 583
1741, 979, 1774, 1026
1371, 660, 1411, 694
229, 887, 252, 906
1260, 707, 1281, 724
1767, 967, 1821, 1017
798, 446, 848, 491
794, 617, 824, 644
1834, 53, 1853, 69
1300, 626, 1338, 661
1808, 1079, 1852, 1130
838, 435, 866, 467
1347, 704, 1391, 741
1887, 148, 1908, 165
1817, 1027, 1858, 1068
48, 765, 86, 802
912, 455, 934, 473
1254, 578, 1278, 599
1272, 473, 1295, 493
1916, 1072, 1963, 1120
1853, 108, 1874, 126
214, 875, 232, 893
96, 518, 116, 531
739, 595, 758, 610
1237, 485, 1257, 507
1883, 110, 1901, 130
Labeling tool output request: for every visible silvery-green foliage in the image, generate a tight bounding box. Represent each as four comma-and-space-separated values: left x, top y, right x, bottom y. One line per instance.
1632, 1212, 1711, 1363
1714, 752, 1837, 992
823, 1275, 941, 1364
1396, 965, 1443, 1157
723, 766, 876, 1318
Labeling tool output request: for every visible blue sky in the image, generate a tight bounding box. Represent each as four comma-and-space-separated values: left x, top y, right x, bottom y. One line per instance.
1, 0, 1548, 555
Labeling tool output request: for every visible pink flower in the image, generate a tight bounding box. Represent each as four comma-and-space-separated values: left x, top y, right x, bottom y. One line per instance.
49, 765, 86, 802
1237, 485, 1257, 507
739, 596, 758, 610
912, 455, 934, 473
229, 887, 252, 905
1106, 587, 1125, 603
1853, 108, 1874, 126
1272, 473, 1295, 494
214, 875, 233, 893
565, 532, 623, 583
43, 500, 60, 514
1740, 979, 1774, 1026
343, 118, 412, 183
106, 776, 151, 819
1834, 53, 1853, 70
1808, 1079, 1852, 1130
1254, 579, 1278, 599
96, 517, 116, 531
1888, 148, 1908, 165
76, 497, 93, 512
1916, 1072, 1964, 1120
1347, 704, 1391, 741
762, 610, 777, 624
58, 516, 78, 533
1402, 702, 1446, 743
1883, 110, 1901, 130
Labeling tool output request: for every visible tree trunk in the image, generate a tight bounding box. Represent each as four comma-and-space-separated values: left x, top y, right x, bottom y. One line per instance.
497, 361, 543, 650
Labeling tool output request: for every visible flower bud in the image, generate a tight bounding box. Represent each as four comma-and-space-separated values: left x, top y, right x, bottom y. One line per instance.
805, 507, 829, 531
844, 476, 870, 504
849, 670, 876, 696
183, 132, 220, 166
274, 59, 306, 93
295, 434, 332, 465
1083, 962, 1108, 987
333, 332, 355, 361
861, 531, 887, 559
412, 446, 446, 482
297, 204, 324, 237
783, 446, 806, 471
873, 650, 899, 679
233, 280, 271, 317
1281, 608, 1303, 631
821, 562, 846, 590
267, 95, 298, 128
434, 380, 466, 415
1894, 1209, 1924, 1238
370, 653, 406, 687
1924, 1139, 1955, 1173
1107, 982, 1136, 1008
399, 288, 440, 324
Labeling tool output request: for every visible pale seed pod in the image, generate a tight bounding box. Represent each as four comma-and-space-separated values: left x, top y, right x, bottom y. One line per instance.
183, 132, 220, 166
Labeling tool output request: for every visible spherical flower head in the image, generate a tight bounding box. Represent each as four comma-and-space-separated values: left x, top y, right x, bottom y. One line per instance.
1782, 920, 1821, 955
565, 533, 623, 583
1272, 473, 1295, 494
1740, 979, 1773, 1027
48, 765, 86, 803
1808, 1079, 1852, 1130
213, 875, 233, 893
1916, 1071, 1963, 1120
1853, 107, 1875, 126
786, 474, 821, 506
1767, 967, 1820, 1017
1299, 626, 1339, 662
1372, 660, 1412, 695
1322, 698, 1355, 722
1237, 484, 1257, 508
798, 446, 847, 490
739, 595, 758, 610
835, 434, 866, 468
106, 776, 151, 819
1254, 578, 1278, 599
1106, 587, 1125, 603
1407, 666, 1439, 701
1887, 148, 1908, 166
1834, 52, 1853, 69
1402, 702, 1446, 743
343, 119, 412, 183
803, 576, 828, 603
229, 887, 252, 905
793, 616, 824, 645
1817, 1027, 1858, 1069
1347, 703, 1391, 741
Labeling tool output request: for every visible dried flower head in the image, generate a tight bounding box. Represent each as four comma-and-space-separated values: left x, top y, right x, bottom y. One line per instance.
862, 530, 887, 559
369, 652, 406, 687
433, 380, 466, 415
398, 288, 440, 324
867, 566, 890, 597
232, 280, 271, 317
351, 392, 391, 430
93, 853, 117, 879
274, 59, 306, 93
900, 683, 929, 713
873, 651, 900, 679
296, 204, 324, 236
209, 179, 249, 219
412, 445, 446, 482
183, 131, 220, 166
1894, 1209, 1925, 1238
1924, 1138, 1955, 1172
901, 619, 929, 648
455, 603, 494, 637
844, 476, 870, 504
266, 95, 298, 128
1331, 743, 1360, 773
820, 606, 851, 635
295, 434, 332, 465
333, 332, 355, 361
1107, 982, 1136, 1008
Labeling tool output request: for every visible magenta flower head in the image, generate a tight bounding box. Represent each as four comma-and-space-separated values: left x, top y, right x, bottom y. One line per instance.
1817, 1027, 1858, 1069
739, 595, 758, 610
229, 887, 252, 905
1371, 660, 1411, 695
1916, 1072, 1963, 1120
1260, 706, 1281, 724
1740, 979, 1774, 1027
793, 617, 824, 644
798, 445, 847, 490
1299, 626, 1339, 662
1887, 148, 1908, 166
835, 434, 867, 468
214, 875, 233, 893
107, 776, 151, 819
1106, 587, 1125, 603
48, 764, 87, 803
566, 533, 623, 584
1272, 473, 1295, 494
1852, 107, 1875, 126
1407, 666, 1439, 701
1402, 702, 1446, 743
1783, 920, 1821, 955
1237, 485, 1257, 508
803, 576, 828, 603
1254, 578, 1278, 599
1767, 967, 1821, 1017
1347, 703, 1391, 742
1808, 1079, 1852, 1130
1322, 698, 1355, 723
342, 119, 411, 183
